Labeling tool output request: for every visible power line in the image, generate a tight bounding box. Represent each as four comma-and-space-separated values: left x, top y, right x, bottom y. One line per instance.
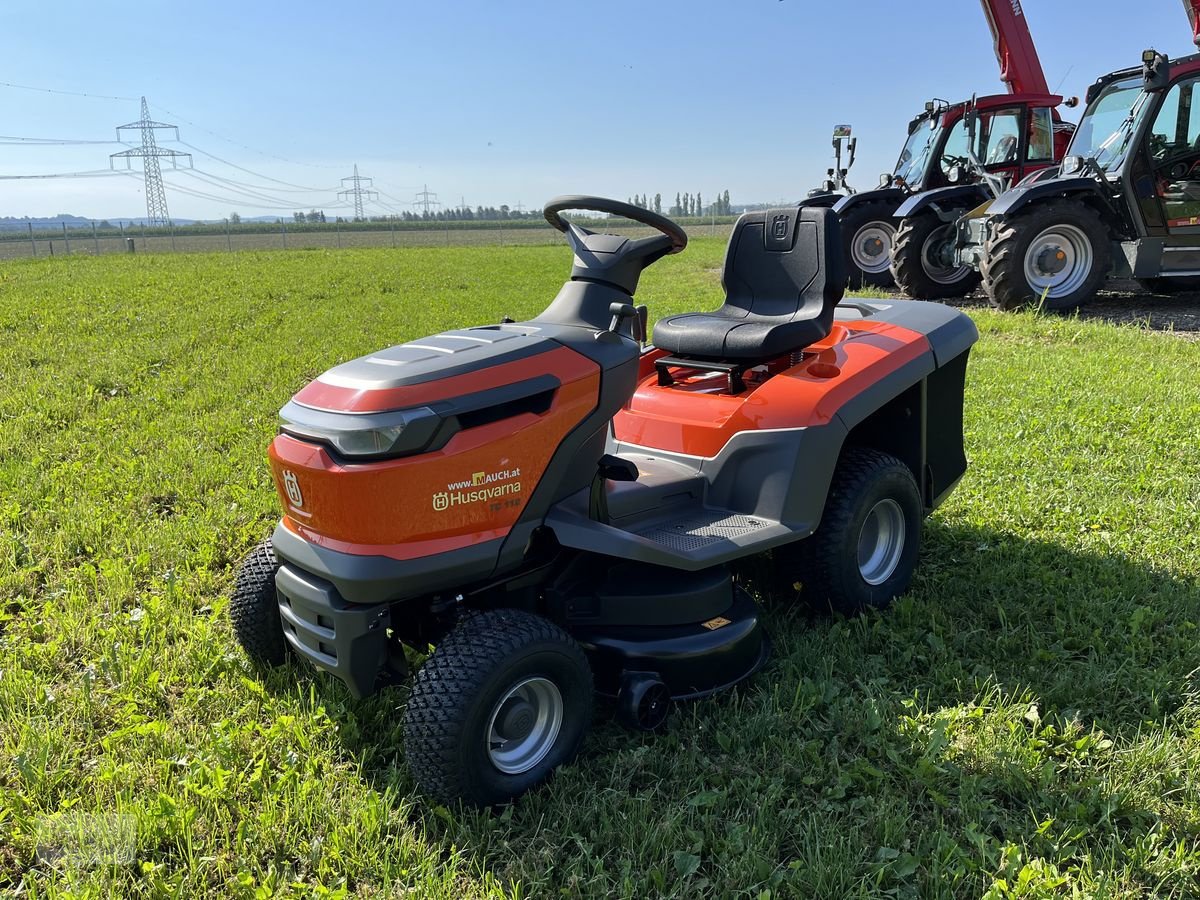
175, 140, 332, 191
148, 102, 343, 170
0, 80, 138, 103
109, 97, 192, 226
0, 134, 127, 146
338, 164, 378, 220
175, 169, 303, 208
0, 169, 130, 180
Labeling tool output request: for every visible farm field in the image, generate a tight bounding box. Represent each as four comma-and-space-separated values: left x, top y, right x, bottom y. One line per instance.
2, 240, 1200, 897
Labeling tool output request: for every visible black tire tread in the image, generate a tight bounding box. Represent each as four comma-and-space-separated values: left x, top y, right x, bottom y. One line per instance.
229, 538, 288, 667
776, 448, 920, 615
890, 209, 981, 300
980, 199, 1109, 312
403, 609, 592, 806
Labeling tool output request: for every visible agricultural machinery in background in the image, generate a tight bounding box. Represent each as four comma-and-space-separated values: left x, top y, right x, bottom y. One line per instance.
802, 0, 1074, 291
933, 2, 1200, 311
805, 127, 857, 201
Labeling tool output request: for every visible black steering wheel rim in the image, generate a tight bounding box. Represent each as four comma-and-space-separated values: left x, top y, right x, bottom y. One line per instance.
543, 195, 688, 254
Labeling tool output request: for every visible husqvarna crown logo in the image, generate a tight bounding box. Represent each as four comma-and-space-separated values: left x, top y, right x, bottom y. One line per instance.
771, 214, 790, 238
283, 470, 304, 508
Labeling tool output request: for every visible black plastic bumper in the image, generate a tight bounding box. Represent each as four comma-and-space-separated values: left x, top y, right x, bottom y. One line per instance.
274, 563, 390, 698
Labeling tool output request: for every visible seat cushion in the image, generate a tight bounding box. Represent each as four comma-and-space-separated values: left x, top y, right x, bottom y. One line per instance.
650, 207, 843, 364
652, 312, 830, 361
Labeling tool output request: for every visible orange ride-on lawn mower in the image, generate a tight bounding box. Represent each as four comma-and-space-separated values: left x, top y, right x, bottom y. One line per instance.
230, 197, 978, 807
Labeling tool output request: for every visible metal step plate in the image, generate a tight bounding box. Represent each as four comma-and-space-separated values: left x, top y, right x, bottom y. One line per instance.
635, 511, 770, 553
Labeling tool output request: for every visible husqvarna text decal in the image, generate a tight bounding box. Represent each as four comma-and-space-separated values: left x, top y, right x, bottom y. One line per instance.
433, 467, 522, 511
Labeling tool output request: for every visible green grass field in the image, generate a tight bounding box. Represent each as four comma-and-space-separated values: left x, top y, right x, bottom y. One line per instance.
2, 241, 1199, 898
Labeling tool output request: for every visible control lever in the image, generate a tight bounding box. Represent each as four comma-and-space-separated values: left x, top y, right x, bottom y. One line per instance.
588, 453, 639, 524
596, 302, 639, 343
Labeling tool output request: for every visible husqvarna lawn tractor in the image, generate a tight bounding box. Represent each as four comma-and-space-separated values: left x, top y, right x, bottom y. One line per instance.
230, 196, 977, 807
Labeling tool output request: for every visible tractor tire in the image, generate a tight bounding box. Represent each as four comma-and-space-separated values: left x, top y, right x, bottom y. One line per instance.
840, 200, 899, 290
890, 209, 981, 300
403, 609, 593, 807
1137, 276, 1200, 294
775, 448, 922, 615
980, 199, 1110, 312
230, 538, 289, 668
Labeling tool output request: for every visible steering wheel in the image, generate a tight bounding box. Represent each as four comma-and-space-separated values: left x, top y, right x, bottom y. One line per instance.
544, 195, 688, 255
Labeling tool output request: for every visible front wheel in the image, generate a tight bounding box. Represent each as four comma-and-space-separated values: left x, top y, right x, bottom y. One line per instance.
980, 200, 1110, 311
840, 200, 899, 289
229, 538, 289, 667
403, 609, 593, 807
890, 210, 981, 300
774, 448, 922, 615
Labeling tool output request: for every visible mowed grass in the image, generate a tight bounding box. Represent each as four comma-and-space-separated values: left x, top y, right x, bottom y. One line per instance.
1, 240, 1199, 898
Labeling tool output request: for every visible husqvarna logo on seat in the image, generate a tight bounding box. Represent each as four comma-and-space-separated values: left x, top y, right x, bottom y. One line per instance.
283, 470, 304, 508
772, 215, 790, 239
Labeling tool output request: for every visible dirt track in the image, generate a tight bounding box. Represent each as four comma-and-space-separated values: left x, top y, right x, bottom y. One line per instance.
943, 280, 1200, 338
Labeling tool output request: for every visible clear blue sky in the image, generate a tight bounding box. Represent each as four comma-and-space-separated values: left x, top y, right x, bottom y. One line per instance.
0, 0, 1192, 221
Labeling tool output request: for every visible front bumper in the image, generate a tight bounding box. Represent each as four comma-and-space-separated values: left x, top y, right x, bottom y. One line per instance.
274, 563, 390, 698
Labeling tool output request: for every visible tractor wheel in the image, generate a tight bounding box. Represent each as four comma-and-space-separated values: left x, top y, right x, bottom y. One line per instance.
1137, 276, 1200, 294
890, 209, 981, 299
776, 448, 922, 615
840, 200, 899, 289
980, 199, 1110, 311
403, 609, 593, 807
229, 538, 289, 667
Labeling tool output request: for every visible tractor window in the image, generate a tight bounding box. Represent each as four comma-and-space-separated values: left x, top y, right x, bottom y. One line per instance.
1150, 76, 1200, 227
894, 117, 942, 188
939, 118, 970, 176
979, 108, 1023, 166
1026, 107, 1055, 161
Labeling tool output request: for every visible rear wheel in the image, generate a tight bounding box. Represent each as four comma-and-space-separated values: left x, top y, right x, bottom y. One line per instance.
1137, 276, 1200, 294
774, 449, 922, 615
840, 200, 899, 289
981, 199, 1110, 311
891, 209, 981, 299
403, 609, 593, 807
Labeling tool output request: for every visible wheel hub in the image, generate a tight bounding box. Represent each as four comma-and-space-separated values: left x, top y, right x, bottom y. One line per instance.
486, 676, 564, 775
496, 698, 536, 741
1035, 245, 1068, 276
920, 223, 971, 285
1022, 223, 1093, 300
857, 499, 906, 586
851, 222, 897, 274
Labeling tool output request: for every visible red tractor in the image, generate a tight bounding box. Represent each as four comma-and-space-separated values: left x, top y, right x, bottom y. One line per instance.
803, 0, 1074, 291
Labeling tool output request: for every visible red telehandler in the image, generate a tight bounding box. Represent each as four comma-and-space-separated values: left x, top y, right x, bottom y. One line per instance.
803, 0, 1074, 291
925, 0, 1200, 310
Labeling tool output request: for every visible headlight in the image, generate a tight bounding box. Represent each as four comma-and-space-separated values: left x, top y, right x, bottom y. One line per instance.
1061, 156, 1084, 175
278, 400, 441, 459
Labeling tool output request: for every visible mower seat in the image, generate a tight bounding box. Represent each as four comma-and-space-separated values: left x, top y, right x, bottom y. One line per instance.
652, 206, 844, 362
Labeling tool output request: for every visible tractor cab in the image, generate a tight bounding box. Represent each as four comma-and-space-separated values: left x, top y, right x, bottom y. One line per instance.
957, 49, 1200, 311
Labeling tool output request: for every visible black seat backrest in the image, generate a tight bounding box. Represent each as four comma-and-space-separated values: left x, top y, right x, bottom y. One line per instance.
721, 205, 844, 326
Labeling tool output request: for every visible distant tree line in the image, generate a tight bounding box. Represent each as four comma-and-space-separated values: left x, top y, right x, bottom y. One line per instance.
289, 206, 546, 224
624, 191, 733, 217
